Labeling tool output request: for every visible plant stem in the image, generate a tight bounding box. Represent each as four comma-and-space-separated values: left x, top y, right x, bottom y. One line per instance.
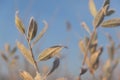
82, 28, 97, 65
24, 35, 39, 73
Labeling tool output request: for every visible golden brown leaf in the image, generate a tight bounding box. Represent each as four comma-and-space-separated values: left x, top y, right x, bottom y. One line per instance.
79, 40, 86, 55
34, 72, 42, 80
101, 18, 120, 27
89, 0, 97, 17
103, 0, 110, 7
32, 20, 48, 47
103, 4, 109, 15
103, 59, 111, 73
20, 71, 33, 80
15, 11, 25, 34
81, 22, 91, 34
90, 46, 103, 66
16, 41, 34, 65
38, 45, 66, 61
93, 5, 109, 28
107, 42, 114, 60
4, 43, 10, 52
27, 17, 38, 41
106, 9, 115, 16
89, 31, 98, 54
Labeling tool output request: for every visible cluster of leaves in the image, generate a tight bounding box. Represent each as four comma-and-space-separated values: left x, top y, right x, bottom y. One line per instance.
78, 0, 120, 79
0, 43, 18, 67
15, 11, 67, 80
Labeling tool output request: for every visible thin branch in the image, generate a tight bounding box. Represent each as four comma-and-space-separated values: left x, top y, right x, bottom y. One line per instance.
24, 34, 40, 73
82, 28, 97, 65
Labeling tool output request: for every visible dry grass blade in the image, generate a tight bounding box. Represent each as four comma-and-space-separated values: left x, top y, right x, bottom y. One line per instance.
89, 0, 97, 17
47, 57, 60, 76
20, 71, 33, 80
82, 29, 97, 65
93, 8, 104, 28
32, 20, 48, 47
85, 56, 95, 74
27, 17, 38, 41
103, 4, 109, 15
16, 41, 34, 65
103, 0, 110, 7
106, 9, 115, 16
107, 43, 114, 60
38, 45, 66, 61
111, 59, 119, 71
89, 40, 97, 54
101, 18, 120, 27
79, 40, 86, 55
4, 43, 10, 52
103, 59, 111, 74
10, 46, 17, 56
93, 5, 108, 28
106, 33, 113, 43
1, 53, 8, 62
90, 46, 103, 66
81, 22, 91, 34
15, 11, 25, 34
84, 37, 89, 46
34, 72, 42, 80
89, 30, 97, 53
106, 34, 114, 60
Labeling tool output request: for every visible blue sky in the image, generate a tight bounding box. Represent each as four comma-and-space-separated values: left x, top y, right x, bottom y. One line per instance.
0, 0, 120, 76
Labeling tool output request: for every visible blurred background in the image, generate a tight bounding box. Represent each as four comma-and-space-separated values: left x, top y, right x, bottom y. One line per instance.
0, 0, 120, 80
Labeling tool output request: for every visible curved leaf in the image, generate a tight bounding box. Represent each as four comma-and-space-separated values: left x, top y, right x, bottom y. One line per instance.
47, 57, 60, 76
106, 9, 115, 16
17, 41, 34, 65
101, 18, 120, 27
89, 0, 97, 17
15, 11, 25, 34
93, 5, 108, 28
27, 17, 38, 41
34, 72, 42, 80
32, 20, 48, 46
38, 45, 66, 61
20, 71, 33, 80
